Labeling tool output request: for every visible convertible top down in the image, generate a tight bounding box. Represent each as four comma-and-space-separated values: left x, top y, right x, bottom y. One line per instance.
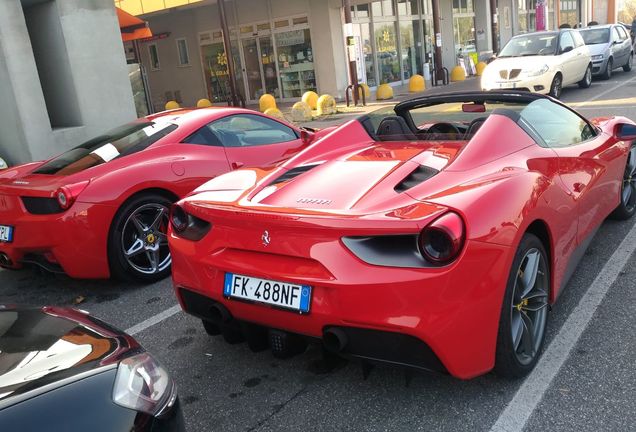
169, 91, 636, 379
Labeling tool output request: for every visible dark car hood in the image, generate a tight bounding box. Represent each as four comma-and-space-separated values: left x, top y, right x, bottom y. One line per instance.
0, 307, 137, 403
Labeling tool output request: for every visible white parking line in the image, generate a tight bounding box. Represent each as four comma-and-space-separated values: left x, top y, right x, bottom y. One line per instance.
569, 74, 636, 108
490, 219, 636, 432
125, 304, 181, 336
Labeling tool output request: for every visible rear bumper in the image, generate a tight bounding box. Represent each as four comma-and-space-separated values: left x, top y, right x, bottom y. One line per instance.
0, 198, 116, 278
170, 229, 513, 379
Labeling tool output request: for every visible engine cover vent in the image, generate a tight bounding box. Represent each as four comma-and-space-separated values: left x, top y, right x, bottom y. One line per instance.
269, 164, 319, 186
394, 165, 439, 193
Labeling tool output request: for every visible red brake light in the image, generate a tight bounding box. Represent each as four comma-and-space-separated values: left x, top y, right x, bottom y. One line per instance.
55, 180, 89, 210
418, 212, 465, 264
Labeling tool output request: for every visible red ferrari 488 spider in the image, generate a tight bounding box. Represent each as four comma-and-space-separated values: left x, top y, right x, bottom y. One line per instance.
169, 92, 636, 379
0, 108, 323, 281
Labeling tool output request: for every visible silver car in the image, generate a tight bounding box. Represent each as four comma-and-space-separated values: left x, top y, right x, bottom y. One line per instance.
579, 24, 633, 79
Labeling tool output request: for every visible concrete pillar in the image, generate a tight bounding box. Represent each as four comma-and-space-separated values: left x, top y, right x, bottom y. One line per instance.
308, 0, 348, 99
440, 0, 456, 72
0, 0, 136, 165
474, 0, 493, 57
498, 0, 515, 48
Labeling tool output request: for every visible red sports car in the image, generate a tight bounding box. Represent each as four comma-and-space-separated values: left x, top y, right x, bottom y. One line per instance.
169, 92, 636, 379
0, 108, 324, 281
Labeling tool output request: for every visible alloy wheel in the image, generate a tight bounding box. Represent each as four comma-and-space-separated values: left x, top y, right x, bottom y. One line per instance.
551, 75, 562, 98
120, 203, 171, 275
510, 248, 549, 365
621, 145, 636, 212
585, 67, 592, 86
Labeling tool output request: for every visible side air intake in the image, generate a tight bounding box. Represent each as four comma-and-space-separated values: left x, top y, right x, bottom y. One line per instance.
269, 164, 319, 186
394, 165, 439, 193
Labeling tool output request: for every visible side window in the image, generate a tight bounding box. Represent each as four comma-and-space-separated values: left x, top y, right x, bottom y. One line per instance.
206, 114, 298, 147
559, 32, 574, 53
617, 26, 629, 40
612, 27, 621, 42
519, 99, 597, 147
183, 127, 222, 146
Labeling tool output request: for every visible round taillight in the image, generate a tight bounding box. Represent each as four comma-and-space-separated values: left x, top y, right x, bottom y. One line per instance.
56, 189, 70, 209
418, 212, 465, 264
170, 204, 188, 232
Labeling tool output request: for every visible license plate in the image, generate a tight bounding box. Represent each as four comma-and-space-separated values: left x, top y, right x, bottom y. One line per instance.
498, 82, 517, 88
223, 273, 312, 313
0, 225, 13, 243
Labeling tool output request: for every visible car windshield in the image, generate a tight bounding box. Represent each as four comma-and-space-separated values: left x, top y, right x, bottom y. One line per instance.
34, 120, 177, 175
579, 28, 610, 45
361, 100, 529, 141
498, 33, 558, 57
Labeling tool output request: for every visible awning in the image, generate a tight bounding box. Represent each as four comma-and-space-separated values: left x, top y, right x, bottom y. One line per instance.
117, 7, 152, 42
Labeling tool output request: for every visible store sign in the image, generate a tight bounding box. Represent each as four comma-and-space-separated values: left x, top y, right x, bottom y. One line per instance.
277, 30, 305, 47
139, 32, 171, 43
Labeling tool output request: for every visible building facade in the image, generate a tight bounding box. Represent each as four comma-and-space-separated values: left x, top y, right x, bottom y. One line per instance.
119, 0, 615, 111
0, 0, 136, 165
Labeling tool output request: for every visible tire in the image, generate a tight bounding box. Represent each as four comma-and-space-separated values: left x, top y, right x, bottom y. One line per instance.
611, 143, 636, 220
601, 57, 613, 80
202, 319, 221, 336
108, 193, 173, 282
623, 53, 633, 72
494, 233, 550, 379
578, 64, 592, 88
548, 74, 562, 98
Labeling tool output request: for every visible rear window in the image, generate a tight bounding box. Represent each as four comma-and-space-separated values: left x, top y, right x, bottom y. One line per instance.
579, 28, 610, 45
34, 121, 177, 175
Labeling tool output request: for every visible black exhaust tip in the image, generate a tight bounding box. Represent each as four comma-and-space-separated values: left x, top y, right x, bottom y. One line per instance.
0, 253, 12, 267
323, 327, 348, 353
209, 303, 232, 325
269, 329, 308, 359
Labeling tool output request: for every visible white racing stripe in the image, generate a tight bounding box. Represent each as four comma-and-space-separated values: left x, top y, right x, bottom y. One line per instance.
125, 304, 181, 336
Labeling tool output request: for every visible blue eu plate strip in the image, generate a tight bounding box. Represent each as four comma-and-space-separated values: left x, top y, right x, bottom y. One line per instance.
223, 273, 233, 296
299, 285, 311, 313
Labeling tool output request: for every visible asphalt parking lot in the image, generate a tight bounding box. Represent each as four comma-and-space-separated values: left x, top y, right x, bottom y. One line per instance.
2, 72, 636, 431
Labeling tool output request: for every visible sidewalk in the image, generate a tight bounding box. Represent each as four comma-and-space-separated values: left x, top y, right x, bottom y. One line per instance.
251, 77, 482, 129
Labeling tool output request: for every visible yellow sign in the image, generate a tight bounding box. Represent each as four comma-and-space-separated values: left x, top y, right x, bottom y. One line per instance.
115, 0, 205, 16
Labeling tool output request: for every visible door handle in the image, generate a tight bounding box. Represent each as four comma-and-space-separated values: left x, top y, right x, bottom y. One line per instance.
231, 161, 244, 169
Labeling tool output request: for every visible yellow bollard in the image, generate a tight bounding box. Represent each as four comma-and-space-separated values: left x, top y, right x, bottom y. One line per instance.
264, 107, 285, 121
475, 62, 487, 76
450, 66, 466, 82
290, 101, 313, 122
301, 91, 319, 110
165, 100, 180, 110
316, 94, 337, 116
196, 98, 212, 108
259, 94, 276, 112
408, 74, 426, 92
357, 83, 371, 100
376, 84, 394, 100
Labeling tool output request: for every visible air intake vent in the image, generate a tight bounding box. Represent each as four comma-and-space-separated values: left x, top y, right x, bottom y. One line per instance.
269, 164, 319, 186
21, 196, 63, 214
394, 165, 439, 193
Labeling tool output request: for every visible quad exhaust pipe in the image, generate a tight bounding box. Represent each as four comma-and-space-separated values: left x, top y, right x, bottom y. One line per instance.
323, 328, 348, 353
0, 253, 12, 267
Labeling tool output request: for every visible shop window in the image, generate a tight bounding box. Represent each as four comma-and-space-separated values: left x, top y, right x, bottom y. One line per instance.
176, 38, 190, 66
400, 20, 423, 78
275, 19, 289, 28
357, 4, 370, 18
293, 16, 309, 25
398, 0, 419, 15
372, 0, 395, 17
452, 0, 474, 13
421, 0, 432, 15
355, 22, 376, 87
276, 28, 315, 98
200, 43, 244, 103
257, 23, 271, 31
149, 44, 160, 70
240, 25, 254, 34
375, 22, 400, 83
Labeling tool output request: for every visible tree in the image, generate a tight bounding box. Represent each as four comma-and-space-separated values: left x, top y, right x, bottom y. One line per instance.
618, 0, 636, 23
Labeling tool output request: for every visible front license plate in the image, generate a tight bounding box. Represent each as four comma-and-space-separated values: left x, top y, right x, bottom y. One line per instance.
0, 225, 13, 243
223, 273, 312, 313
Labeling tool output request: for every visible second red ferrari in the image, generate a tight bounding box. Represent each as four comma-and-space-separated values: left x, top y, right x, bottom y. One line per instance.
0, 108, 326, 281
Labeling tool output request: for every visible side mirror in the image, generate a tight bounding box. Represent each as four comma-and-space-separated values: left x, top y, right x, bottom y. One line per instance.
0, 157, 7, 170
300, 129, 315, 146
560, 46, 574, 54
615, 123, 636, 141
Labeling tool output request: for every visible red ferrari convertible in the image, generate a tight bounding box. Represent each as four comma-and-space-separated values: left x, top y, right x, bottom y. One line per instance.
169, 92, 636, 379
0, 108, 324, 281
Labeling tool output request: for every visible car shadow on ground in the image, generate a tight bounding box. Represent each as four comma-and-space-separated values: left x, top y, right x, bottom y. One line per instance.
0, 265, 145, 307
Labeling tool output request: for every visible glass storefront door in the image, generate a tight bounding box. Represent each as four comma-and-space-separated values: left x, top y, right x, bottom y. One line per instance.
240, 36, 279, 102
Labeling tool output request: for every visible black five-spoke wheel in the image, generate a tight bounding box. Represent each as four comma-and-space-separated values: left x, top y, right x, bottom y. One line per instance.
495, 233, 549, 378
611, 143, 636, 220
109, 193, 173, 282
